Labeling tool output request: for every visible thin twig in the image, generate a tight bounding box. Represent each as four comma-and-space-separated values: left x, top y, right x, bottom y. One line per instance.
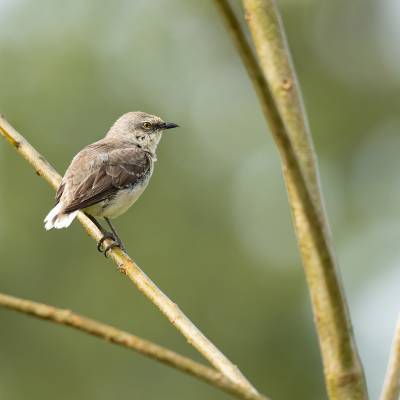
380, 317, 400, 400
0, 114, 259, 395
0, 292, 268, 400
214, 1, 368, 398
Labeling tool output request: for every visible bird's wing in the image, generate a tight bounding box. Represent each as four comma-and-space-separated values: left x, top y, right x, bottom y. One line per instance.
55, 182, 65, 204
63, 147, 152, 213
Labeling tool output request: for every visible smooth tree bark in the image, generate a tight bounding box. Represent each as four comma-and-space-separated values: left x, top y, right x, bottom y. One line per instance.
0, 292, 268, 400
214, 1, 368, 399
381, 317, 400, 400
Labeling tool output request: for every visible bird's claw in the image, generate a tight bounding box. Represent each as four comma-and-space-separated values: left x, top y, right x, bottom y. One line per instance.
97, 233, 126, 258
104, 242, 121, 258
97, 232, 116, 252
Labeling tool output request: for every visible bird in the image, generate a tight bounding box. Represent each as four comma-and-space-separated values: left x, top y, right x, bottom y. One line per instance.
44, 111, 179, 256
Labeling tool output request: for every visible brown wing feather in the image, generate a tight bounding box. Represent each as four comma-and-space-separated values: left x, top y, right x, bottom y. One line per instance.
63, 150, 151, 213
55, 182, 65, 204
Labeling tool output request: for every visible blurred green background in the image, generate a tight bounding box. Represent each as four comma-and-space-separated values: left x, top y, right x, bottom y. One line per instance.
1, 0, 399, 399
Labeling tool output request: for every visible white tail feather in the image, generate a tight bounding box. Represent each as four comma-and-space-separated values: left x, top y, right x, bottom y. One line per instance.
44, 203, 78, 230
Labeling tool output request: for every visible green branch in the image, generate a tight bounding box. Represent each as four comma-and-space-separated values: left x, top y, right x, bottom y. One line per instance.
0, 292, 268, 400
214, 1, 368, 398
381, 317, 400, 400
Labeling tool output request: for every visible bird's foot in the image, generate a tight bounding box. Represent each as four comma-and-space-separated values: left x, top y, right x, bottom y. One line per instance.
97, 232, 116, 252
103, 240, 126, 257
97, 232, 126, 257
103, 242, 120, 258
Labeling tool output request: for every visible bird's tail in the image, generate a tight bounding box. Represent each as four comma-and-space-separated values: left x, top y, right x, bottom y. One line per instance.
44, 203, 78, 230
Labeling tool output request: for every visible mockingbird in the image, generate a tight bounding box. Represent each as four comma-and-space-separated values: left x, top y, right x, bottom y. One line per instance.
44, 111, 178, 256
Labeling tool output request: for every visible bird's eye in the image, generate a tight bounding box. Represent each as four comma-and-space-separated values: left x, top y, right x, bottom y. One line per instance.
143, 122, 151, 130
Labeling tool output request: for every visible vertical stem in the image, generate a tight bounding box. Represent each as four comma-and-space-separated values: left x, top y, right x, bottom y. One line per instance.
242, 0, 323, 216
381, 317, 400, 400
214, 1, 368, 398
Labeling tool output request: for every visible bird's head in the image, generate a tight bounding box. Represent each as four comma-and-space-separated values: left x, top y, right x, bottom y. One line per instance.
107, 111, 179, 152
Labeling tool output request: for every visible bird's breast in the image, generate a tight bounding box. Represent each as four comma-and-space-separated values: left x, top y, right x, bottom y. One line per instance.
101, 183, 148, 218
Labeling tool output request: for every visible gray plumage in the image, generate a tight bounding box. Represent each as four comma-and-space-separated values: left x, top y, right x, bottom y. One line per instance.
44, 111, 178, 231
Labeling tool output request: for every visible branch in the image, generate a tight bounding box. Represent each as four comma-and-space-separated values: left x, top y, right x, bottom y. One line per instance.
381, 317, 400, 400
214, 1, 368, 398
0, 292, 267, 400
0, 114, 259, 396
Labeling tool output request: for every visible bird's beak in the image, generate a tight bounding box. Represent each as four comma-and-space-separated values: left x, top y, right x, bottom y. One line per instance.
163, 122, 179, 130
